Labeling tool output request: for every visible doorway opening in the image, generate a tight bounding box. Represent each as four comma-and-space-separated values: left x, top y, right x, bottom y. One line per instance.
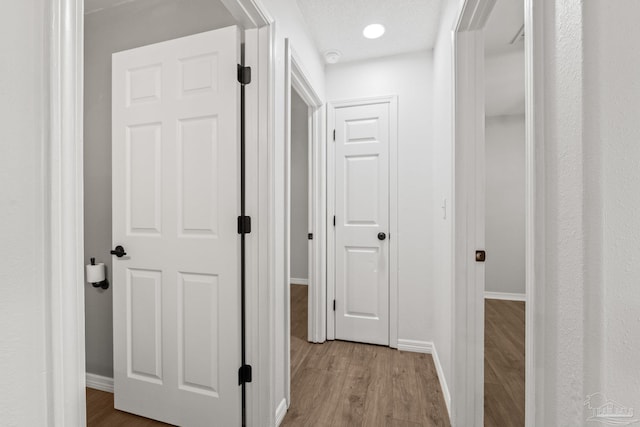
483, 1, 527, 424
452, 0, 537, 424
81, 0, 270, 425
283, 40, 325, 414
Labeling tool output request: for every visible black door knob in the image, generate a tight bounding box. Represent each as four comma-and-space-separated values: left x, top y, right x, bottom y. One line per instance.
110, 245, 127, 257
377, 232, 386, 241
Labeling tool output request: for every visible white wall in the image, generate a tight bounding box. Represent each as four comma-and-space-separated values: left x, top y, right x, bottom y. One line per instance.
290, 90, 309, 281
485, 115, 525, 295
591, 1, 640, 411
0, 1, 49, 424
83, 0, 237, 379
430, 0, 462, 411
535, 0, 640, 423
259, 0, 326, 410
485, 49, 525, 117
326, 51, 435, 345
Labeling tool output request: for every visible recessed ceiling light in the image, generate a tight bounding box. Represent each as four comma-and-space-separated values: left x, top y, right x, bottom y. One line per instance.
363, 24, 385, 39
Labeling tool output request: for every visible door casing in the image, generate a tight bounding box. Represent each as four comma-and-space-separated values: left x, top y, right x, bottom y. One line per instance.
326, 95, 399, 347
283, 38, 325, 407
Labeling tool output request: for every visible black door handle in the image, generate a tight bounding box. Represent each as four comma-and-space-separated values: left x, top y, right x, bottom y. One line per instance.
378, 232, 386, 241
110, 245, 127, 257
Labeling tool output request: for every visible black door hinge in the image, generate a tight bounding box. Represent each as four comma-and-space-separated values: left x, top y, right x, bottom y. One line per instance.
237, 65, 252, 85
238, 364, 252, 385
237, 216, 252, 234
333, 129, 336, 141
333, 216, 336, 227
308, 233, 313, 240
333, 299, 336, 311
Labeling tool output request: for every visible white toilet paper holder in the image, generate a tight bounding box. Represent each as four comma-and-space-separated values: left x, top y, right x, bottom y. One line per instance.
89, 257, 109, 290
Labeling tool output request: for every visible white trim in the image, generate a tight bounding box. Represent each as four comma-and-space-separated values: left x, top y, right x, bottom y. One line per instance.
283, 37, 293, 408
326, 95, 399, 348
290, 278, 309, 286
245, 24, 276, 427
431, 343, 452, 417
397, 339, 433, 353
220, 0, 273, 29
86, 373, 114, 393
48, 1, 87, 425
396, 340, 451, 417
49, 1, 274, 426
274, 398, 288, 427
284, 38, 325, 408
524, 1, 542, 426
484, 292, 526, 302
289, 44, 325, 346
452, 27, 486, 427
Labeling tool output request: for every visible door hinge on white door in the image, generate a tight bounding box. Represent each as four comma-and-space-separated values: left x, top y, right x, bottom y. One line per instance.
238, 364, 252, 385
237, 216, 251, 234
237, 65, 251, 85
333, 299, 336, 311
333, 129, 336, 141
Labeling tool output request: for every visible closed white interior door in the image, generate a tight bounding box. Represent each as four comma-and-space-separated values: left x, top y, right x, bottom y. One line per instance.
112, 26, 241, 426
334, 102, 390, 346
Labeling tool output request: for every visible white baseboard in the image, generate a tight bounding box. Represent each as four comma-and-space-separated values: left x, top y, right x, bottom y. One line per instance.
430, 343, 451, 417
484, 291, 526, 302
396, 339, 451, 417
275, 398, 288, 426
290, 278, 308, 286
397, 339, 432, 353
86, 373, 114, 393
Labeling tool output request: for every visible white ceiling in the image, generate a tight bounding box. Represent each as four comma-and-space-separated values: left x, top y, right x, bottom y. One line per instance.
484, 0, 524, 54
296, 0, 443, 64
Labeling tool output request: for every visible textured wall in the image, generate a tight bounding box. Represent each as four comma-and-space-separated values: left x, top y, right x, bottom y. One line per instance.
0, 1, 48, 424
83, 0, 236, 378
585, 0, 640, 415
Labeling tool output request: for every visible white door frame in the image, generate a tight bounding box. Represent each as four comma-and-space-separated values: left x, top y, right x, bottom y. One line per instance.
283, 38, 325, 405
326, 95, 399, 347
47, 0, 275, 425
451, 0, 542, 426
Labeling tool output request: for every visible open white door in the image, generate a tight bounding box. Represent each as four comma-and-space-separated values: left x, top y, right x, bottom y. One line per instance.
112, 27, 241, 426
333, 101, 390, 346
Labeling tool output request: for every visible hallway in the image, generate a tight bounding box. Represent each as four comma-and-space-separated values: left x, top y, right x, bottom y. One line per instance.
282, 285, 450, 426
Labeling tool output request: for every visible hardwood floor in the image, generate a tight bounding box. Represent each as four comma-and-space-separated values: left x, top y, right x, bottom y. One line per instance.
484, 299, 525, 427
283, 284, 450, 427
86, 388, 172, 426
86, 287, 523, 426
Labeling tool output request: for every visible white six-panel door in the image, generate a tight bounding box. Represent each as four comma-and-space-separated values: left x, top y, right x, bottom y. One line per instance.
112, 27, 241, 426
334, 101, 390, 346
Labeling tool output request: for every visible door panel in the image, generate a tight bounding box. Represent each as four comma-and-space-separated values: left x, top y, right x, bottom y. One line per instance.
112, 26, 240, 426
334, 102, 390, 346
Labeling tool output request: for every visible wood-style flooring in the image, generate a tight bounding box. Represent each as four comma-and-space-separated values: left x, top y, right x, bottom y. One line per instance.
282, 284, 450, 427
85, 287, 524, 426
484, 298, 525, 427
86, 388, 172, 426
